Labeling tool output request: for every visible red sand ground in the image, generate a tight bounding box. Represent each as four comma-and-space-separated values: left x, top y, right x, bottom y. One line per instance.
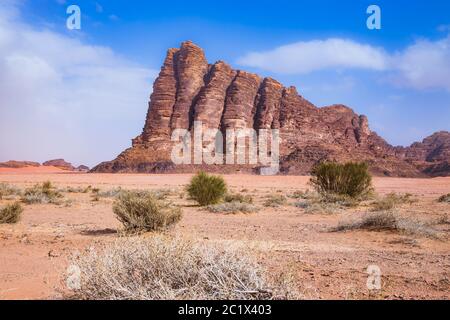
0, 173, 449, 300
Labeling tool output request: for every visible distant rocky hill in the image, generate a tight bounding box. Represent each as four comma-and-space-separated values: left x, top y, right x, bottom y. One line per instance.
43, 159, 75, 171
92, 41, 449, 177
0, 159, 89, 172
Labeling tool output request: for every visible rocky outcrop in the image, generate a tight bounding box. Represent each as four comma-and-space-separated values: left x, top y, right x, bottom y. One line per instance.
0, 161, 40, 168
92, 41, 450, 177
43, 159, 74, 171
75, 165, 90, 172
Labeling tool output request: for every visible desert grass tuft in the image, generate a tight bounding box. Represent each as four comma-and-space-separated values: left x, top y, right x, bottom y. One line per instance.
0, 202, 23, 224
263, 194, 287, 208
332, 211, 441, 239
0, 183, 22, 200
371, 193, 417, 211
207, 202, 259, 214
21, 181, 64, 204
224, 193, 253, 204
438, 194, 450, 203
113, 190, 182, 234
67, 236, 297, 300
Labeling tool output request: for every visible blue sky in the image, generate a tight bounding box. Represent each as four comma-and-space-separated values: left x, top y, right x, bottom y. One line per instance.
0, 0, 449, 167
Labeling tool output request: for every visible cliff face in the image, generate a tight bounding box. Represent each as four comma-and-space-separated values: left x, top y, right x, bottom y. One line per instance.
92, 41, 450, 177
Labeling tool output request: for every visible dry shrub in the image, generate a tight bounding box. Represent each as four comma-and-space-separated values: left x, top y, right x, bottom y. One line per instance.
289, 190, 316, 199
371, 193, 417, 211
263, 194, 287, 208
0, 183, 22, 200
21, 181, 63, 204
113, 190, 181, 234
438, 194, 450, 203
207, 202, 259, 214
0, 202, 23, 224
332, 211, 441, 239
68, 236, 297, 300
224, 193, 253, 204
186, 172, 227, 206
295, 201, 342, 214
96, 187, 123, 198
310, 162, 373, 199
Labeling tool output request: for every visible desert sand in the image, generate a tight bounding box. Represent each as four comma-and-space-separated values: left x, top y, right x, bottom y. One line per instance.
0, 172, 449, 300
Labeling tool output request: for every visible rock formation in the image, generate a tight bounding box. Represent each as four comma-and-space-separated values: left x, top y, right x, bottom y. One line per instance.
0, 161, 40, 168
92, 41, 450, 177
43, 159, 74, 171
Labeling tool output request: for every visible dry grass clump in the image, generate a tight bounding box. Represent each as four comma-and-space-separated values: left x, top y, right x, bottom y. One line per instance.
332, 211, 441, 239
0, 183, 22, 200
263, 194, 287, 208
310, 162, 373, 199
288, 190, 316, 199
68, 236, 296, 300
95, 187, 123, 198
63, 186, 90, 193
207, 202, 259, 214
371, 193, 417, 211
438, 194, 450, 203
113, 190, 181, 234
295, 201, 342, 214
224, 193, 253, 204
0, 202, 23, 224
186, 172, 227, 206
21, 181, 64, 204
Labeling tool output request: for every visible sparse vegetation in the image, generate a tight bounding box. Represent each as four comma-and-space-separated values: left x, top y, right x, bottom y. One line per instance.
96, 187, 123, 198
113, 190, 182, 234
371, 193, 417, 211
295, 201, 342, 214
186, 172, 227, 206
288, 190, 315, 199
207, 202, 259, 214
0, 202, 23, 224
438, 194, 450, 203
0, 183, 22, 200
263, 194, 287, 207
68, 236, 296, 300
224, 193, 253, 204
21, 181, 64, 204
310, 162, 373, 199
332, 211, 441, 239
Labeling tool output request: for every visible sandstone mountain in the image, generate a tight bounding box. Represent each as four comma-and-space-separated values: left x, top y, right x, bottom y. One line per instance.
92, 41, 450, 177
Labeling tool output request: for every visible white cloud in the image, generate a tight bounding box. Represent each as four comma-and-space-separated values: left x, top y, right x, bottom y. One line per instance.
238, 36, 450, 92
0, 3, 157, 167
237, 38, 388, 74
390, 36, 450, 91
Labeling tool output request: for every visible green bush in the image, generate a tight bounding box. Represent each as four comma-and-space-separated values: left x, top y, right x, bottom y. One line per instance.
113, 190, 182, 234
0, 202, 23, 224
310, 162, 373, 199
186, 172, 227, 206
